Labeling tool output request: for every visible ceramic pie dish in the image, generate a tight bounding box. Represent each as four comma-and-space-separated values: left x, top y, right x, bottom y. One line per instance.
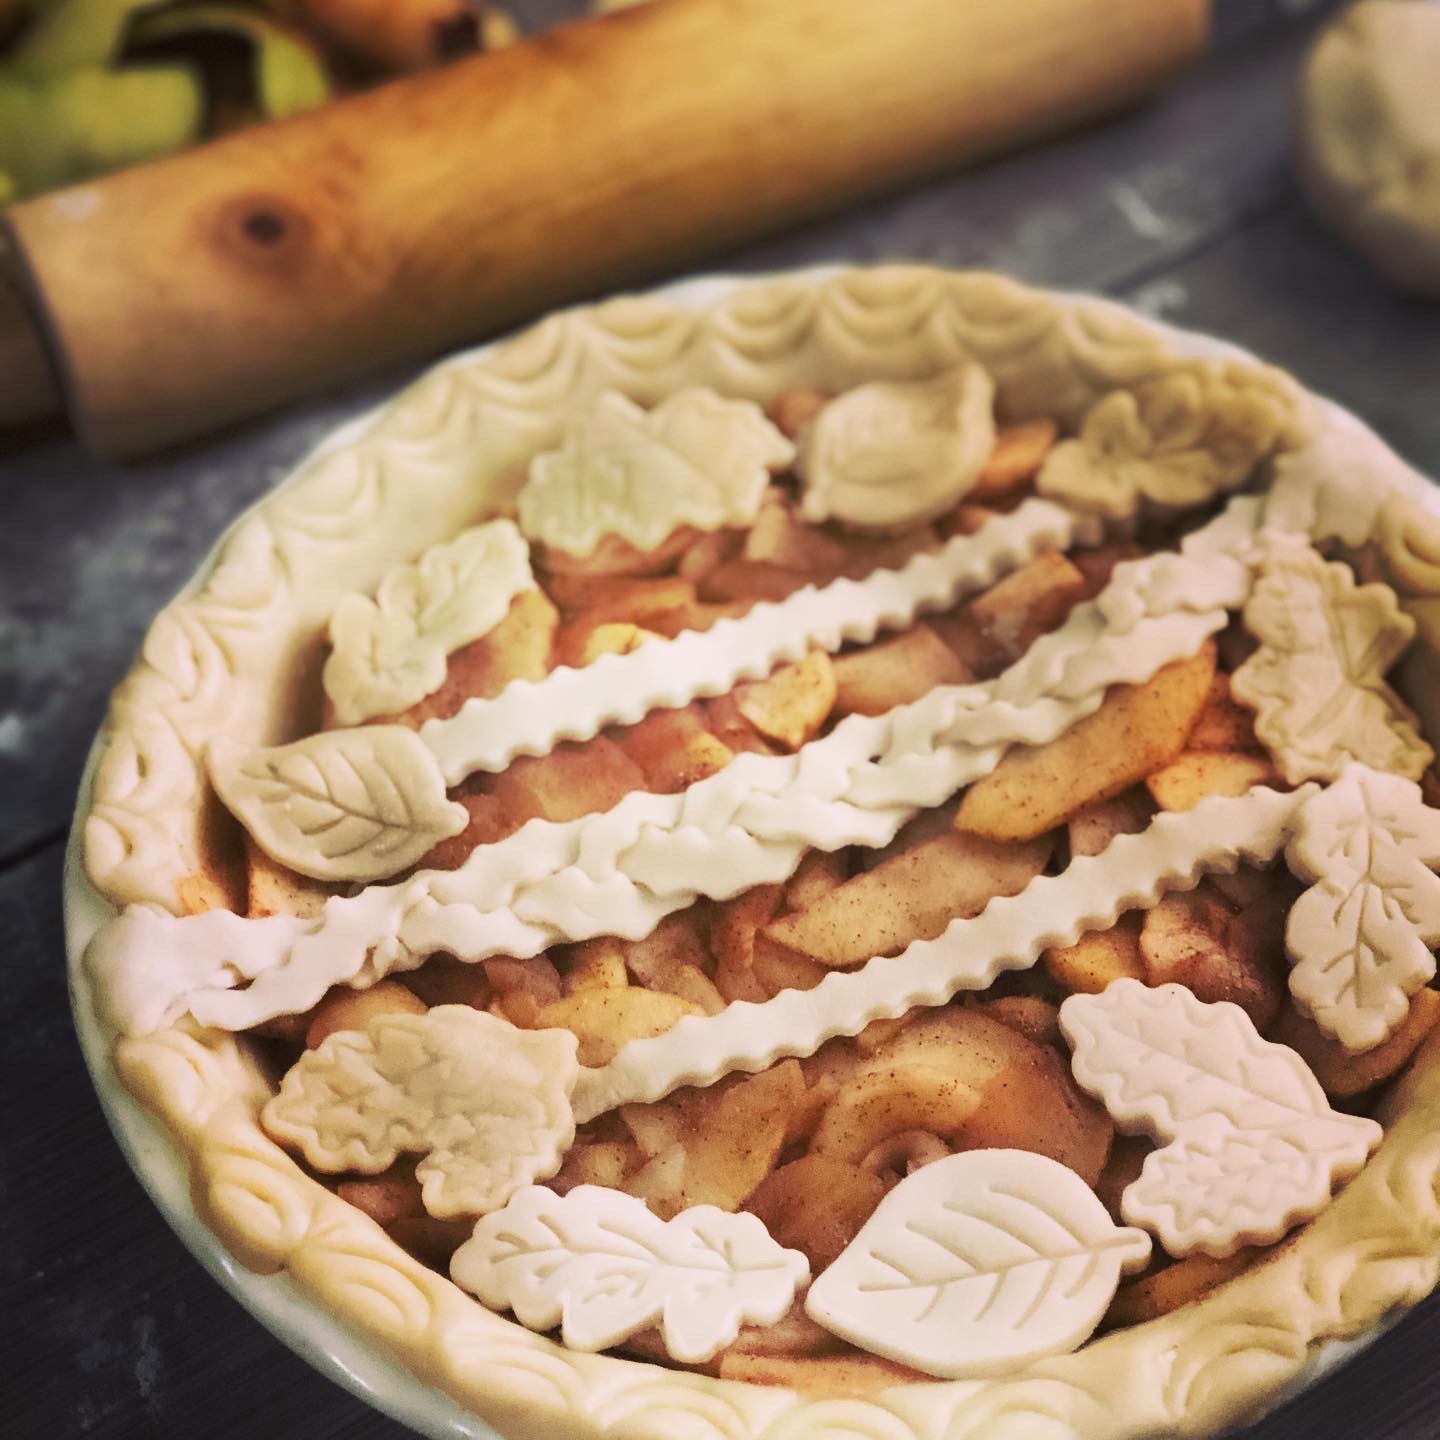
65, 265, 1440, 1440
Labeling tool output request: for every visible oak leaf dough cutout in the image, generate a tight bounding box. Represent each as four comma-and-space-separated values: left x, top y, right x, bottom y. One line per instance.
1286, 764, 1440, 1053
322, 518, 536, 726
1233, 533, 1432, 784
1037, 361, 1295, 520
1060, 980, 1382, 1258
795, 363, 996, 532
450, 1183, 809, 1363
516, 389, 794, 560
262, 1006, 579, 1218
804, 1148, 1150, 1378
207, 726, 468, 883
1297, 0, 1440, 296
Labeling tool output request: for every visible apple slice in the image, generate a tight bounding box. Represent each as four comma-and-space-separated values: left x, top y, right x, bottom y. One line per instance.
735, 650, 838, 750
759, 829, 1052, 970
956, 642, 1217, 841
490, 735, 644, 826
971, 418, 1059, 499
245, 834, 340, 918
532, 987, 702, 1066
745, 1157, 889, 1272
831, 623, 973, 719
541, 571, 696, 620
616, 703, 735, 792
1146, 751, 1280, 811
1139, 885, 1285, 1031
1269, 989, 1440, 1099
1066, 789, 1154, 859
705, 692, 781, 757
1187, 671, 1263, 752
1043, 912, 1146, 995
700, 560, 810, 604
967, 550, 1088, 673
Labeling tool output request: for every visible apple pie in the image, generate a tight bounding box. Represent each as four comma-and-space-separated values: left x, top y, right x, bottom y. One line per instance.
75, 267, 1440, 1438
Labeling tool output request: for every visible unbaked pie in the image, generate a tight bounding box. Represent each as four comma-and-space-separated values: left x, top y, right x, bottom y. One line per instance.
76, 267, 1440, 1438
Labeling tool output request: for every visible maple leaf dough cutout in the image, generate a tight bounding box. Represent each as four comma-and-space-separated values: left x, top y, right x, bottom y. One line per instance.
516, 389, 794, 559
1036, 359, 1298, 520
450, 1184, 809, 1363
1285, 764, 1440, 1052
208, 726, 468, 883
262, 1006, 578, 1218
795, 363, 996, 532
322, 518, 536, 726
804, 1149, 1150, 1379
1060, 980, 1381, 1258
1232, 533, 1432, 784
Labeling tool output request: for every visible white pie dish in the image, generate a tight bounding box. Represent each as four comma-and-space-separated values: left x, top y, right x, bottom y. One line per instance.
63, 264, 1440, 1440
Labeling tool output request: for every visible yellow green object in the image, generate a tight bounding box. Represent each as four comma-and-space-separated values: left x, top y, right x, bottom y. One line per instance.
0, 63, 204, 196
11, 0, 163, 68
128, 5, 330, 119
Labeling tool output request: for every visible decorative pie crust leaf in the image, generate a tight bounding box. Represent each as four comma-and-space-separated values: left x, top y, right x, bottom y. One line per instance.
1037, 360, 1297, 520
208, 726, 467, 882
323, 519, 535, 726
1232, 533, 1432, 784
450, 1184, 809, 1363
796, 364, 997, 532
804, 1149, 1150, 1379
261, 1006, 578, 1218
1060, 980, 1382, 1257
516, 389, 794, 558
1285, 764, 1440, 1052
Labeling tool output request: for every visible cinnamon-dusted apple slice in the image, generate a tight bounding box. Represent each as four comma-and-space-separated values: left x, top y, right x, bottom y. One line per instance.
734, 650, 838, 751
621, 1061, 806, 1217
705, 692, 780, 757
1067, 789, 1154, 858
541, 571, 696, 620
967, 550, 1089, 674
1146, 752, 1281, 811
615, 703, 736, 791
743, 492, 852, 576
1043, 912, 1147, 995
784, 849, 848, 910
531, 987, 703, 1067
1139, 885, 1286, 1031
709, 883, 783, 1003
1269, 989, 1440, 1099
699, 560, 810, 605
971, 418, 1059, 499
1188, 671, 1264, 752
956, 642, 1217, 841
830, 623, 973, 719
745, 1156, 889, 1271
244, 834, 340, 919
757, 830, 1052, 971
490, 735, 644, 826
1105, 1249, 1269, 1328
614, 911, 725, 1016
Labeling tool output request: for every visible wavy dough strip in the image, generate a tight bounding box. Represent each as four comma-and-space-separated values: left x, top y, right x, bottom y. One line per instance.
572, 785, 1312, 1122
421, 498, 1094, 783
87, 505, 1258, 1039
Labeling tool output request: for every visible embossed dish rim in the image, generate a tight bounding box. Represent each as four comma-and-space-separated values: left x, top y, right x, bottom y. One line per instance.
62, 265, 1437, 1440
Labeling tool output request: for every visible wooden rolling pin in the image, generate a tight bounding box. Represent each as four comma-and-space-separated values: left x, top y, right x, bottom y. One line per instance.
2, 0, 1209, 457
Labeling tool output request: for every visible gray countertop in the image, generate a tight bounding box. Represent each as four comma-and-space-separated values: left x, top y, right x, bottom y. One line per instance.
7, 2, 1440, 1435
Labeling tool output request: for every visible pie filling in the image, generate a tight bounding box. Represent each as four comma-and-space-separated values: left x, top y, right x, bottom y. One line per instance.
84, 354, 1440, 1393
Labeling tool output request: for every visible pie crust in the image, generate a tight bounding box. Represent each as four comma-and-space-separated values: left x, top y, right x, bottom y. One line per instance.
70, 266, 1440, 1439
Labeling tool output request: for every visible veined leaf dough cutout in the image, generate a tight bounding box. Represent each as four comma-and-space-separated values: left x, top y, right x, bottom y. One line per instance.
1060, 980, 1382, 1257
804, 1149, 1150, 1379
1286, 763, 1440, 1052
796, 363, 996, 532
1232, 533, 1432, 784
323, 519, 535, 726
1037, 359, 1298, 520
261, 1006, 578, 1218
450, 1184, 809, 1363
516, 389, 794, 559
208, 726, 468, 882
